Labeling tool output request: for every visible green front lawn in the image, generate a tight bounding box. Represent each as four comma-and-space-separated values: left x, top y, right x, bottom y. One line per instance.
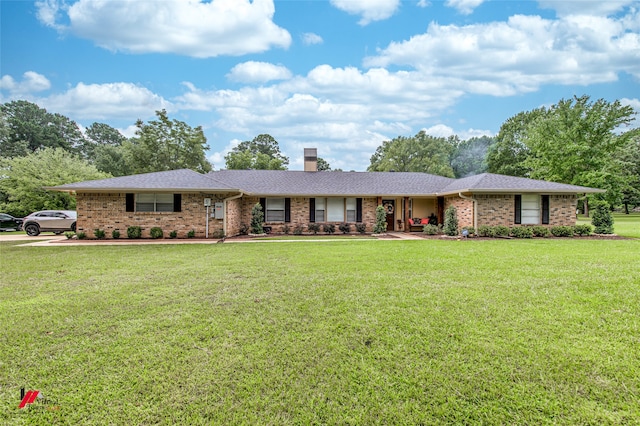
1, 239, 639, 424
577, 212, 640, 238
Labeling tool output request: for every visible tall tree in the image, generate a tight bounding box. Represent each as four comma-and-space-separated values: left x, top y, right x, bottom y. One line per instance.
0, 100, 86, 158
368, 131, 455, 177
0, 148, 110, 217
615, 130, 640, 213
523, 96, 635, 205
316, 157, 331, 171
84, 122, 131, 176
127, 110, 212, 174
224, 134, 289, 170
486, 108, 545, 177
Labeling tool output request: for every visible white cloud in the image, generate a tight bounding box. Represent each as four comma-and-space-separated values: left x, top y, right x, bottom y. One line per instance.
364, 12, 640, 94
41, 82, 171, 120
302, 32, 324, 45
227, 62, 293, 84
537, 0, 636, 17
36, 0, 291, 58
330, 0, 400, 25
0, 71, 51, 97
445, 0, 485, 15
417, 0, 430, 8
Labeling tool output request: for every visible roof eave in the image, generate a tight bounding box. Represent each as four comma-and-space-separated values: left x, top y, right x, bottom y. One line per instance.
437, 188, 605, 196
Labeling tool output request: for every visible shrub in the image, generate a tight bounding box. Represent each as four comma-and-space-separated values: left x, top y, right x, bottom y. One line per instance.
64, 231, 75, 239
212, 229, 225, 239
428, 213, 438, 225
477, 225, 494, 237
423, 224, 440, 235
443, 205, 458, 236
76, 231, 87, 240
282, 224, 290, 235
355, 223, 367, 234
250, 203, 264, 234
591, 201, 614, 234
293, 224, 304, 235
239, 223, 249, 235
511, 226, 534, 239
112, 229, 120, 239
339, 223, 351, 234
127, 226, 142, 239
573, 224, 593, 236
187, 229, 196, 238
373, 205, 387, 234
494, 225, 510, 237
93, 229, 106, 239
307, 223, 321, 234
322, 223, 336, 234
150, 227, 163, 239
532, 226, 551, 238
169, 230, 178, 239
551, 226, 574, 237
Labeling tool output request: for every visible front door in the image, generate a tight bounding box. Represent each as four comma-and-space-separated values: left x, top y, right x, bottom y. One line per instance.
383, 200, 395, 231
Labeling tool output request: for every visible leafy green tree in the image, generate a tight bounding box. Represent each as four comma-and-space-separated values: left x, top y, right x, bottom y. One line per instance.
317, 157, 331, 171
83, 122, 132, 176
0, 100, 86, 158
373, 205, 387, 234
0, 148, 110, 217
443, 205, 459, 236
225, 134, 289, 170
127, 110, 212, 174
250, 203, 264, 234
614, 130, 640, 213
451, 136, 496, 178
368, 131, 455, 177
486, 108, 545, 177
523, 96, 635, 205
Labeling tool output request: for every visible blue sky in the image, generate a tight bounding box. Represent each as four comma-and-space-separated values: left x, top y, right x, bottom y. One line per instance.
1, 0, 639, 171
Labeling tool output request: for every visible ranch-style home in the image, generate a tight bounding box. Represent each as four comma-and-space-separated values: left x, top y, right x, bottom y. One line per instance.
52, 149, 603, 239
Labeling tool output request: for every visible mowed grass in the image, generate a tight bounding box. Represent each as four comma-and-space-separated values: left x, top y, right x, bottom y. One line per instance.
577, 212, 640, 238
1, 238, 639, 424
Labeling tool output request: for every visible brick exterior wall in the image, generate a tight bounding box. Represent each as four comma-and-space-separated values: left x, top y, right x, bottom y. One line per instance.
444, 195, 474, 229
474, 193, 578, 227
75, 192, 579, 238
239, 197, 378, 234
76, 192, 236, 239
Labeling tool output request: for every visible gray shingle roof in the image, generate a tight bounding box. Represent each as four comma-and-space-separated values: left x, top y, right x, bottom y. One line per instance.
50, 169, 604, 195
208, 170, 455, 196
438, 173, 604, 194
50, 169, 237, 192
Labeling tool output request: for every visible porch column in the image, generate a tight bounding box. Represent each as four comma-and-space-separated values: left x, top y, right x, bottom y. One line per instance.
404, 197, 410, 232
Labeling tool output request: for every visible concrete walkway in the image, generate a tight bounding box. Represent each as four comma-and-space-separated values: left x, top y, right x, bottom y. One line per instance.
1, 231, 427, 247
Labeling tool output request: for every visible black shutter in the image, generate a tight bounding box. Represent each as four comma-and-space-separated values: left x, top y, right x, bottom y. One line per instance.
541, 195, 550, 225
514, 195, 521, 224
309, 198, 316, 222
356, 198, 363, 222
285, 198, 291, 222
126, 193, 135, 212
173, 194, 182, 212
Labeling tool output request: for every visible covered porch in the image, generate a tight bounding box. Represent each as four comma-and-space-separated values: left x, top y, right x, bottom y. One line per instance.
377, 196, 444, 232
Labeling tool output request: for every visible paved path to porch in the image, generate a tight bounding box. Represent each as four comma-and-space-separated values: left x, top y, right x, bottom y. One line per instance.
387, 232, 425, 240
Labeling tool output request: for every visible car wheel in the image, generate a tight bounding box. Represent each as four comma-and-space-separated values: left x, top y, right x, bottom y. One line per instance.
71, 222, 76, 232
25, 223, 40, 236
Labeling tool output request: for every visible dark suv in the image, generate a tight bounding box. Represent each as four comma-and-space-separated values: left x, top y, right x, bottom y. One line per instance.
0, 213, 23, 231
22, 210, 77, 236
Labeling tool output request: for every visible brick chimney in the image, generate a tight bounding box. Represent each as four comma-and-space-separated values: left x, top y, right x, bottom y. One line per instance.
304, 148, 317, 172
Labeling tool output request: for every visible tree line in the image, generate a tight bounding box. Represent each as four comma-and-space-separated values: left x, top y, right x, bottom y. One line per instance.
1, 95, 638, 217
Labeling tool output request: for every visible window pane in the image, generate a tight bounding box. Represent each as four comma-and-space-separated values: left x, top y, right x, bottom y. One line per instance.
156, 194, 174, 212
315, 210, 325, 222
521, 194, 539, 225
346, 198, 356, 210
315, 198, 325, 209
346, 211, 356, 222
267, 198, 285, 210
136, 194, 155, 212
266, 210, 285, 222
327, 198, 344, 222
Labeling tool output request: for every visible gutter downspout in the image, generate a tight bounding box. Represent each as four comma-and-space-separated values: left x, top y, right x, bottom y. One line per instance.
458, 193, 477, 232
223, 192, 244, 237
